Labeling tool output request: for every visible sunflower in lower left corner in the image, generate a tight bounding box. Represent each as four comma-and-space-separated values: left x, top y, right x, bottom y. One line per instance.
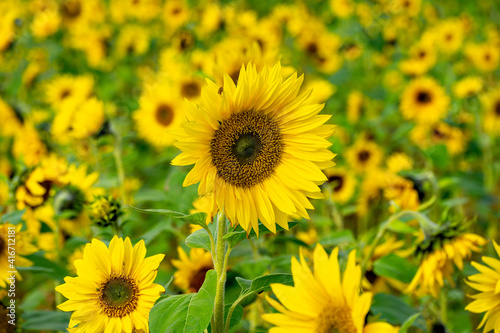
55, 236, 165, 333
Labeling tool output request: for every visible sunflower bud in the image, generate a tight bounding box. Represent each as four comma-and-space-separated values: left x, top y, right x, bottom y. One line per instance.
88, 195, 122, 227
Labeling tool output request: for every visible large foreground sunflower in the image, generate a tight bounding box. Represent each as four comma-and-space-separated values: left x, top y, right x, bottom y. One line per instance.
55, 236, 165, 332
466, 241, 500, 333
172, 63, 336, 234
262, 244, 398, 333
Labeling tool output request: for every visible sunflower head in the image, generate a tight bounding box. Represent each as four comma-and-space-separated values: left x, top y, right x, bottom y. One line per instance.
172, 62, 335, 235
56, 236, 165, 332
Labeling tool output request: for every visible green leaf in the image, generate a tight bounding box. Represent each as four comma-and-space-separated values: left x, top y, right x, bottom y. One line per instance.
237, 273, 294, 297
22, 310, 71, 331
126, 205, 208, 227
399, 313, 420, 333
23, 252, 69, 280
371, 294, 426, 331
233, 257, 271, 279
0, 209, 26, 224
224, 304, 244, 332
235, 277, 252, 291
224, 221, 300, 247
149, 270, 217, 333
319, 229, 355, 246
373, 254, 417, 284
185, 221, 216, 252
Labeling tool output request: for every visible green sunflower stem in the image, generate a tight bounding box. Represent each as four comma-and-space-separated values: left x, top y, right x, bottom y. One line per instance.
213, 212, 229, 333
111, 122, 126, 206
440, 288, 448, 327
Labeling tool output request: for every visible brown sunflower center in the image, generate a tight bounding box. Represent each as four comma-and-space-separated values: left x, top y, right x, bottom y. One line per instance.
316, 304, 357, 333
99, 275, 139, 318
190, 266, 212, 292
416, 91, 431, 104
181, 81, 201, 99
328, 175, 344, 192
0, 234, 5, 257
60, 89, 71, 100
61, 0, 81, 19
494, 101, 500, 116
155, 104, 174, 126
211, 109, 283, 188
358, 150, 371, 162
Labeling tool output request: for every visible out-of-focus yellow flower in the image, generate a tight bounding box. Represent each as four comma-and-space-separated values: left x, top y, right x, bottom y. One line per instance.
323, 167, 357, 204
172, 247, 213, 293
330, 0, 354, 18
0, 223, 38, 288
465, 43, 500, 72
481, 88, 500, 136
406, 233, 486, 297
386, 152, 413, 174
453, 76, 483, 98
400, 77, 450, 125
303, 78, 336, 103
346, 137, 384, 174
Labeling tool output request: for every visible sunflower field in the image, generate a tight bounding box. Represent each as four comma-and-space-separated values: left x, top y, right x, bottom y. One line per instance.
1, 0, 500, 332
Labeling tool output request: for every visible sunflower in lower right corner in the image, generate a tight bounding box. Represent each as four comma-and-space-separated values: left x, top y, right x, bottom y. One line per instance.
263, 244, 398, 333
465, 240, 500, 333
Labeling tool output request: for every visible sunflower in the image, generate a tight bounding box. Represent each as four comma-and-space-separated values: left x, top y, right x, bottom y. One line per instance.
481, 88, 500, 136
53, 97, 106, 142
435, 19, 464, 54
399, 41, 437, 76
383, 173, 420, 212
453, 76, 483, 98
347, 91, 364, 124
465, 43, 500, 72
44, 75, 94, 111
115, 25, 150, 59
0, 223, 38, 288
323, 167, 356, 204
263, 244, 399, 333
400, 77, 450, 124
410, 122, 466, 155
55, 236, 165, 332
162, 0, 190, 32
302, 78, 336, 104
465, 241, 500, 333
330, 0, 354, 18
406, 232, 486, 297
133, 83, 185, 148
346, 137, 383, 174
172, 63, 335, 235
171, 247, 214, 293
386, 152, 413, 174
0, 97, 22, 138
13, 122, 47, 167
56, 163, 100, 235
